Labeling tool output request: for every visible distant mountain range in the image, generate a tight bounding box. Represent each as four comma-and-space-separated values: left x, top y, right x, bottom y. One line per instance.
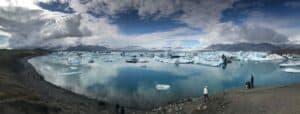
65, 45, 108, 52
206, 43, 300, 54
114, 46, 146, 51
45, 43, 300, 54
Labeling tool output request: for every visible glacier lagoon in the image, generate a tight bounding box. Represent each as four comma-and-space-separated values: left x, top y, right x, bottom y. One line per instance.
28, 51, 300, 109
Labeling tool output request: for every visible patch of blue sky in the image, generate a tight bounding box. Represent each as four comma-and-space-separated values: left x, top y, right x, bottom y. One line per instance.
111, 10, 187, 35
37, 1, 74, 13
181, 40, 200, 46
220, 0, 300, 24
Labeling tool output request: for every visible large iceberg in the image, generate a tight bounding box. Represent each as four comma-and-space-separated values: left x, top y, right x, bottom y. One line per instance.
193, 56, 223, 67
232, 51, 285, 61
280, 61, 300, 67
282, 68, 300, 73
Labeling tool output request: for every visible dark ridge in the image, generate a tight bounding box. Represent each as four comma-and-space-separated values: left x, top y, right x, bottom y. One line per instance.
65, 45, 108, 52
206, 43, 300, 53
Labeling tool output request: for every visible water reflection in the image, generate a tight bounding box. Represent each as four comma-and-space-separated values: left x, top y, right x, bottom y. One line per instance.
28, 53, 300, 109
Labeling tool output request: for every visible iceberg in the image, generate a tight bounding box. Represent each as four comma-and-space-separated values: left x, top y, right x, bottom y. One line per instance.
125, 57, 138, 63
193, 56, 223, 67
155, 84, 170, 90
282, 68, 300, 73
67, 57, 81, 65
59, 71, 82, 76
154, 57, 175, 64
233, 52, 274, 61
138, 58, 149, 63
175, 58, 194, 64
280, 61, 300, 67
70, 66, 78, 70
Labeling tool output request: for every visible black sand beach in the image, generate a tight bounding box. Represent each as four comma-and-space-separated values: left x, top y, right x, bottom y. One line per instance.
0, 49, 300, 114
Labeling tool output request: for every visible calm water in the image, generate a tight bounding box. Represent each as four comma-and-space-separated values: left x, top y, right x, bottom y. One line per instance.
29, 52, 300, 108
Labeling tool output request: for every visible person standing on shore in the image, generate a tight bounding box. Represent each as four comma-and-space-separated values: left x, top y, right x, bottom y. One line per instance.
251, 74, 254, 88
203, 86, 209, 103
120, 106, 125, 114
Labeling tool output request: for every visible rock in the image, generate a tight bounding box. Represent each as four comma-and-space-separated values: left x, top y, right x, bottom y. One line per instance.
167, 108, 172, 113
202, 105, 208, 110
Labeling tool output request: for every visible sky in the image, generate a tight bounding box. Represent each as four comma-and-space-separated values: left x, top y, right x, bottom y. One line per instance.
0, 0, 300, 49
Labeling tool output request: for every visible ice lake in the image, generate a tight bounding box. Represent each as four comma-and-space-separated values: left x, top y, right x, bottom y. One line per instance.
28, 51, 300, 109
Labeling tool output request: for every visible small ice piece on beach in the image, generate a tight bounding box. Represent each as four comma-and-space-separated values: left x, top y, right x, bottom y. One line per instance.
156, 84, 171, 90
282, 68, 300, 73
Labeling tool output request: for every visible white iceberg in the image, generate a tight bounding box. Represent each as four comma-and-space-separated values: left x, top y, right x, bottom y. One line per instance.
67, 57, 81, 65
138, 58, 149, 63
175, 58, 194, 64
193, 56, 223, 67
280, 61, 300, 67
282, 68, 300, 73
59, 71, 82, 76
155, 84, 170, 90
232, 52, 283, 61
70, 66, 78, 70
154, 57, 175, 64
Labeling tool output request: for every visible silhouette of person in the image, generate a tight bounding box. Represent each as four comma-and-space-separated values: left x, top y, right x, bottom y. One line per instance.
251, 74, 254, 88
115, 104, 120, 114
120, 106, 125, 114
203, 86, 209, 103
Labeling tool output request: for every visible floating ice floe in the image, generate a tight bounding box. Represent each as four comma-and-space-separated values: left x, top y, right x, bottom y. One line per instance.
282, 68, 300, 73
138, 58, 149, 63
59, 72, 82, 76
155, 84, 170, 90
280, 61, 300, 67
175, 58, 194, 64
67, 57, 81, 65
234, 52, 285, 61
70, 66, 78, 70
193, 56, 223, 67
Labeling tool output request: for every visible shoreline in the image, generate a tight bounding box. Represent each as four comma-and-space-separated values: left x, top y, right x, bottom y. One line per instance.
1, 49, 300, 114
0, 49, 115, 114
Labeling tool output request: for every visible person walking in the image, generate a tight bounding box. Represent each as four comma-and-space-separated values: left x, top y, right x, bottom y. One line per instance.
251, 74, 254, 88
203, 86, 209, 103
120, 106, 125, 114
115, 104, 120, 114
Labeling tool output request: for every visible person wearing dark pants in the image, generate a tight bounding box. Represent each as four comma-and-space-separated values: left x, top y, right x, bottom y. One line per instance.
251, 74, 254, 88
120, 106, 125, 114
203, 86, 209, 103
115, 104, 120, 114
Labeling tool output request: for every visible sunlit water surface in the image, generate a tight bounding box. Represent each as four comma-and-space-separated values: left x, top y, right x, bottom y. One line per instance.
29, 51, 300, 108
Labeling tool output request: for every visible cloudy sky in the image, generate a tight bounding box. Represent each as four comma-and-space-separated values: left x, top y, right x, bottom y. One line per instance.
0, 0, 300, 49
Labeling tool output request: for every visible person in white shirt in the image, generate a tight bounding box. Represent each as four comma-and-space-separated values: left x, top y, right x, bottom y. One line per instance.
203, 86, 209, 103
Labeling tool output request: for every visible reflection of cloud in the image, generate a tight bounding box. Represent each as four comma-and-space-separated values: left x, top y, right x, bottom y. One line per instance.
81, 63, 119, 86
28, 58, 67, 87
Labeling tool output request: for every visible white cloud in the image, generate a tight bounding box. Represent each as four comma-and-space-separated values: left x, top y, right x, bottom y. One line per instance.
0, 0, 298, 49
67, 0, 236, 29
